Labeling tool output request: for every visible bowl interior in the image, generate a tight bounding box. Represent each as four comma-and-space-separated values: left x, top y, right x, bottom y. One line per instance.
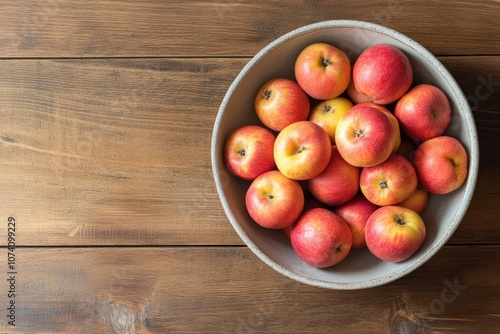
212, 21, 479, 289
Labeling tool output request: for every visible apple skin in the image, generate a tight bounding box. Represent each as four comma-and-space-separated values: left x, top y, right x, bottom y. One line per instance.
353, 44, 413, 105
308, 97, 353, 144
346, 78, 371, 104
356, 102, 401, 152
398, 186, 428, 214
365, 206, 426, 262
413, 136, 468, 194
294, 43, 351, 100
334, 193, 379, 249
394, 84, 451, 142
283, 199, 325, 239
274, 121, 332, 180
307, 146, 360, 206
360, 154, 418, 206
254, 78, 310, 131
224, 125, 276, 181
291, 208, 353, 268
335, 104, 396, 167
245, 170, 304, 229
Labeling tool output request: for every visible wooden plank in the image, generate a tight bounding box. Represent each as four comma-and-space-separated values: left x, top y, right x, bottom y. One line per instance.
0, 246, 499, 333
0, 0, 499, 58
440, 57, 500, 145
0, 58, 243, 246
1, 57, 499, 246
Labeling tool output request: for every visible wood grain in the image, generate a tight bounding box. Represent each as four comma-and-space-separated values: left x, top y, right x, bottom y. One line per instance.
440, 57, 500, 146
0, 0, 499, 58
0, 58, 242, 246
1, 57, 499, 246
0, 246, 499, 333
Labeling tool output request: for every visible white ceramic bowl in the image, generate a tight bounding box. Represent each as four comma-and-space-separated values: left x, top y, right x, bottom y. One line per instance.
211, 20, 479, 289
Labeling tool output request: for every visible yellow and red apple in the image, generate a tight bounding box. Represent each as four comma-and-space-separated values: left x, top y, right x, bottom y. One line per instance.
365, 206, 426, 262
274, 121, 331, 180
413, 136, 468, 194
224, 125, 276, 181
308, 97, 353, 144
254, 78, 310, 131
291, 208, 352, 268
360, 154, 418, 206
395, 84, 452, 142
294, 42, 351, 100
245, 170, 304, 229
335, 104, 396, 167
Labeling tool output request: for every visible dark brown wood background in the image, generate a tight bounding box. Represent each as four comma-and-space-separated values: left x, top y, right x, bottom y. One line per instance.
1, 1, 499, 333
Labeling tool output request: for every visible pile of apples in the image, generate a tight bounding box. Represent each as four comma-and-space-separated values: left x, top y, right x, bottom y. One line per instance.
224, 42, 469, 268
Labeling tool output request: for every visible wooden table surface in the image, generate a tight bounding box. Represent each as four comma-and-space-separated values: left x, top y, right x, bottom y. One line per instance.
1, 1, 499, 333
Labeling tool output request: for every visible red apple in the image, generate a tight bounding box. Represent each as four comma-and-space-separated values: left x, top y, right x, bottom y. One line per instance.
274, 121, 332, 180
307, 146, 360, 206
308, 97, 353, 144
398, 186, 428, 214
294, 43, 351, 100
291, 208, 352, 268
245, 170, 304, 229
365, 206, 426, 262
353, 44, 413, 104
360, 154, 418, 206
413, 136, 468, 194
356, 102, 401, 152
254, 78, 310, 131
395, 84, 451, 142
334, 194, 379, 249
224, 125, 276, 180
335, 104, 396, 167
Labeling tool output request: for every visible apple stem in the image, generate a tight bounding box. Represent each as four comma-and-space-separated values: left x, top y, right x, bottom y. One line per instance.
297, 146, 305, 154
396, 214, 405, 225
355, 130, 365, 138
262, 88, 271, 100
237, 148, 246, 157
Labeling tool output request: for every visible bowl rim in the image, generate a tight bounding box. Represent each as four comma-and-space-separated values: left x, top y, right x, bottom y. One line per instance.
211, 20, 479, 290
